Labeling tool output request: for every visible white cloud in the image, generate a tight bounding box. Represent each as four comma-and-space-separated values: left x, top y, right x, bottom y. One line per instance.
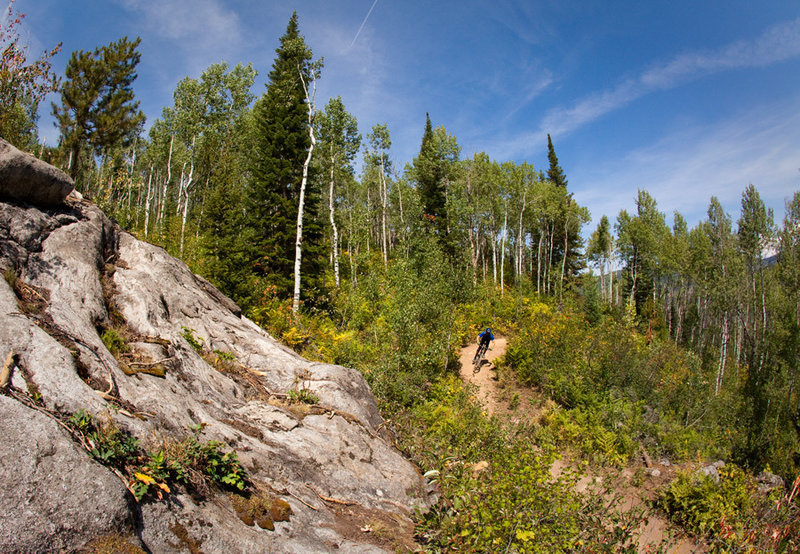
573, 99, 800, 232
542, 17, 800, 139
117, 0, 245, 69
120, 0, 241, 40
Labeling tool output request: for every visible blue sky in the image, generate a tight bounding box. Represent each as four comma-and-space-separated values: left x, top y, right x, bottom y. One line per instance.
15, 0, 800, 233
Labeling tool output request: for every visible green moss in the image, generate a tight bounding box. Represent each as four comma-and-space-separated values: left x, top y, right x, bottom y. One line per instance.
101, 328, 129, 356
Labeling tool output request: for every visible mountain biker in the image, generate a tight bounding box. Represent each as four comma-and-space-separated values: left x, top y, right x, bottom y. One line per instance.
474, 327, 494, 362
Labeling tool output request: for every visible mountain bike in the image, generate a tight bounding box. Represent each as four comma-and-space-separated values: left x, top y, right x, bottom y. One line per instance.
473, 342, 489, 373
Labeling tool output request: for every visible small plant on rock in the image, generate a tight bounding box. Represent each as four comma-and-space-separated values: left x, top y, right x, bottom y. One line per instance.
287, 369, 318, 405
180, 326, 204, 353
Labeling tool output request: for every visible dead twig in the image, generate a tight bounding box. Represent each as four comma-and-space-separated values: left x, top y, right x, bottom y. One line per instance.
126, 357, 174, 368
305, 483, 355, 506
286, 489, 319, 511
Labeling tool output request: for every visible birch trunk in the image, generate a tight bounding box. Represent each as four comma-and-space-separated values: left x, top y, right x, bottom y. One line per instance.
179, 159, 194, 257
158, 136, 174, 232
517, 191, 527, 281
293, 67, 318, 316
560, 211, 569, 298
500, 205, 508, 294
380, 153, 388, 268
328, 157, 340, 287
492, 233, 497, 285
537, 230, 543, 295
144, 167, 153, 238
715, 312, 729, 396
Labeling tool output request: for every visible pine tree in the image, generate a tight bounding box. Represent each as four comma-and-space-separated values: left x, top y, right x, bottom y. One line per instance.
416, 113, 447, 224
246, 13, 324, 303
52, 37, 145, 180
544, 134, 583, 286
546, 133, 567, 188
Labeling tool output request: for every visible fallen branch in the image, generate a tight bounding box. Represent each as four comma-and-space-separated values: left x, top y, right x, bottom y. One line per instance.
305, 483, 355, 506
286, 489, 319, 511
126, 357, 173, 368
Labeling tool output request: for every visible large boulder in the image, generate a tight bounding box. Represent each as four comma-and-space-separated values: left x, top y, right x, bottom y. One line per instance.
0, 139, 74, 207
0, 152, 427, 551
0, 395, 138, 553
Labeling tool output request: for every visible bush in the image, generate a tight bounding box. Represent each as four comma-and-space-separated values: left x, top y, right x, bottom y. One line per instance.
658, 464, 799, 551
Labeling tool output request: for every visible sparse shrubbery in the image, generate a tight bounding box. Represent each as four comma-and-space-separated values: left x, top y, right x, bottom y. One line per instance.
65, 410, 247, 501
398, 375, 651, 552
658, 466, 800, 552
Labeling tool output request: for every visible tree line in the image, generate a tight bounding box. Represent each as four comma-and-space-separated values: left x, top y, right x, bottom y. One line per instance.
1, 9, 586, 312
587, 187, 800, 473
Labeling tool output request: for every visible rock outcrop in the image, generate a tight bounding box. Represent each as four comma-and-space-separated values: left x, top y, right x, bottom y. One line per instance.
0, 139, 75, 206
0, 153, 427, 552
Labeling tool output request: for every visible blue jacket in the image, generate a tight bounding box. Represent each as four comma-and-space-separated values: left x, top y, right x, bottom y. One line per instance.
478, 329, 494, 343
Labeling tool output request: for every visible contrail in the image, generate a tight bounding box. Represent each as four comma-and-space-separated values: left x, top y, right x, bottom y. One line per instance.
350, 0, 380, 49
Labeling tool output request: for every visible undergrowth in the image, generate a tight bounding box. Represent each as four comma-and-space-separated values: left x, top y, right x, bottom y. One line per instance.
66, 410, 247, 501
658, 466, 800, 552
396, 375, 656, 552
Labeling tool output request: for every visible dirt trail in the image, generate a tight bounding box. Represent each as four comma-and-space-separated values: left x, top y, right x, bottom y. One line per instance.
458, 337, 507, 415
458, 339, 700, 553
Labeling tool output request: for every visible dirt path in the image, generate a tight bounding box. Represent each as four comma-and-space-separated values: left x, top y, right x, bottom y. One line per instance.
458, 339, 700, 553
458, 337, 507, 415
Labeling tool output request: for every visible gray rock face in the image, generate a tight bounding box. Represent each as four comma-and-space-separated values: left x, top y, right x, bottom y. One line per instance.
0, 158, 426, 552
0, 139, 74, 206
0, 395, 136, 553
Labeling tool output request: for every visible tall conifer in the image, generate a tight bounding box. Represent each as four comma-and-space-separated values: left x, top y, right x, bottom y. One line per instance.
416, 113, 447, 223
247, 13, 324, 301
546, 133, 567, 188
53, 37, 145, 180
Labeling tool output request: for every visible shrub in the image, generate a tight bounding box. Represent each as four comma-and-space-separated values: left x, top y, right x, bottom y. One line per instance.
67, 409, 139, 469
399, 376, 648, 552
657, 464, 799, 551
180, 326, 204, 352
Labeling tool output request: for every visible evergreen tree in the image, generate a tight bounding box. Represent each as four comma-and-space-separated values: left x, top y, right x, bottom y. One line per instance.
52, 37, 145, 180
246, 13, 324, 303
546, 133, 567, 188
414, 114, 460, 247
415, 113, 447, 225
544, 134, 583, 286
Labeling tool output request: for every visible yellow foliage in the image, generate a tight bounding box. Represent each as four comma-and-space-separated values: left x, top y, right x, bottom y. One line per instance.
134, 472, 155, 485
282, 326, 310, 348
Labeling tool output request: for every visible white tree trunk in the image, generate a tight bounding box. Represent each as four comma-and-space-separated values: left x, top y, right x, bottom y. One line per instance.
144, 167, 153, 238
158, 136, 174, 232
328, 159, 340, 287
492, 232, 497, 285
715, 312, 729, 396
380, 153, 388, 268
179, 158, 194, 257
537, 230, 543, 295
560, 211, 570, 299
293, 67, 318, 316
500, 205, 508, 294
517, 191, 526, 281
